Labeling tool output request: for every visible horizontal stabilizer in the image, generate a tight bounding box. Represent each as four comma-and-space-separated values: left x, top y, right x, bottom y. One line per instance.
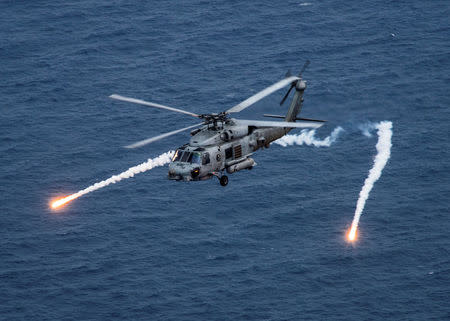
263, 114, 326, 122
296, 117, 326, 122
263, 114, 285, 119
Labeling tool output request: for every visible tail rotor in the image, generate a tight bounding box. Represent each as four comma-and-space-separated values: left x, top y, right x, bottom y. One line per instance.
279, 60, 310, 106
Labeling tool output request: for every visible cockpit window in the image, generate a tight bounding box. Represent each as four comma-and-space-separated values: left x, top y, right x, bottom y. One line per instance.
191, 152, 201, 164
172, 150, 182, 162
180, 151, 191, 163
202, 153, 210, 165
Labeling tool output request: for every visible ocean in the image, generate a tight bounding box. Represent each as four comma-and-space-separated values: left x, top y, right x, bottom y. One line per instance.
1, 1, 449, 320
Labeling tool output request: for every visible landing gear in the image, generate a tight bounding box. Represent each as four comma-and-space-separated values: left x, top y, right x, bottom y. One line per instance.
212, 171, 229, 186
219, 175, 228, 186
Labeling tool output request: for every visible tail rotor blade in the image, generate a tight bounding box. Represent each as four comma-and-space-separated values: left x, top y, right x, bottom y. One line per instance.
280, 60, 310, 106
279, 84, 294, 106
299, 59, 310, 77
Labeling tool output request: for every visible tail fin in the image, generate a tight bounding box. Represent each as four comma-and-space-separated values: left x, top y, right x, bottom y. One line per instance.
285, 80, 306, 122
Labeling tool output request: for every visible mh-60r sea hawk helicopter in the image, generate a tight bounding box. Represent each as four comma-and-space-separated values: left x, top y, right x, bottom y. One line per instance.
110, 61, 325, 186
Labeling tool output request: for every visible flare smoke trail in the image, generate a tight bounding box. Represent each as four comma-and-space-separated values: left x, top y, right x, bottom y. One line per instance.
274, 126, 344, 147
348, 121, 392, 241
51, 151, 174, 209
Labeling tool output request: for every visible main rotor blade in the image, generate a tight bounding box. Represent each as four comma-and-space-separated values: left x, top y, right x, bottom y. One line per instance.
233, 119, 323, 129
226, 76, 300, 114
110, 94, 200, 118
125, 123, 203, 149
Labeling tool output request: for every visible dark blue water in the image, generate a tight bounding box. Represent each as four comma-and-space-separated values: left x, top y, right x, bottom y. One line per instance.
1, 1, 449, 320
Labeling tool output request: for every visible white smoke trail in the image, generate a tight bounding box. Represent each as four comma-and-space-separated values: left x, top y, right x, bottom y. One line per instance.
358, 122, 377, 138
348, 121, 393, 240
77, 150, 174, 195
52, 151, 174, 208
274, 126, 344, 147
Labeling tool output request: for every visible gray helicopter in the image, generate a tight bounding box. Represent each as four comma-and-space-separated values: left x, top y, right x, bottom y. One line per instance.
110, 61, 325, 186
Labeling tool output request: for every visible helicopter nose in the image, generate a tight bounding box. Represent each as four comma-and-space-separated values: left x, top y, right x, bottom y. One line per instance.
168, 163, 196, 181
168, 169, 181, 180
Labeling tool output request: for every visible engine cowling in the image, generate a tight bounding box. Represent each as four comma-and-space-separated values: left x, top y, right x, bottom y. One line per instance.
220, 126, 248, 141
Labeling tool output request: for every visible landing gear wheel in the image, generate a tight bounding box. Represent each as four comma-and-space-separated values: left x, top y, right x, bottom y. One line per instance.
220, 175, 228, 186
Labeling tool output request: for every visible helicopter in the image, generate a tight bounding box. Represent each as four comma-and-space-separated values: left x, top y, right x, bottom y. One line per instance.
110, 61, 325, 186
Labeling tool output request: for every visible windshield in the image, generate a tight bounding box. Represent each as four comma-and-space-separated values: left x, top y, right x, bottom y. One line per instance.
191, 152, 201, 164
172, 150, 182, 162
172, 150, 202, 164
180, 151, 191, 163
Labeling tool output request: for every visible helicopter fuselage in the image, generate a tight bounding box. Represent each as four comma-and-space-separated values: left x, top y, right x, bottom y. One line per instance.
168, 118, 289, 182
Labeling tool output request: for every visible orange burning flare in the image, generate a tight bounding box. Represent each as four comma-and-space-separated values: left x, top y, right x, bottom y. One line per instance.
50, 194, 80, 209
347, 226, 358, 242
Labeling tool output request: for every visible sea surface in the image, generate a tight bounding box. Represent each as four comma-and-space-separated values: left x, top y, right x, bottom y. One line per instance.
1, 1, 449, 320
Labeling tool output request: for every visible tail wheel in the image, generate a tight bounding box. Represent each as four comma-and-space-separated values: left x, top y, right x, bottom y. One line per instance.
220, 175, 228, 186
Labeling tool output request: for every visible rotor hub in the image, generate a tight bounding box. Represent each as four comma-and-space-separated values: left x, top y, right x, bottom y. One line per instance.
199, 112, 229, 124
